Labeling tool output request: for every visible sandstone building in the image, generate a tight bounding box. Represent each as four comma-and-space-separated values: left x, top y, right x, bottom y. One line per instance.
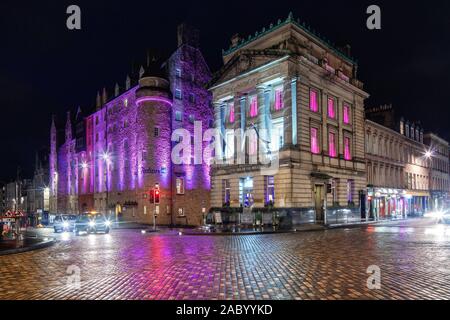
209, 13, 369, 224
49, 25, 212, 226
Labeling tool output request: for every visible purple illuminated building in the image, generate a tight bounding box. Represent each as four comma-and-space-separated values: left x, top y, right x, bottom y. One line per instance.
49, 24, 212, 226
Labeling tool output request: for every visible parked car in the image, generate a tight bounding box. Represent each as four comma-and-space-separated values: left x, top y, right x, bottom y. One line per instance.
74, 214, 111, 235
54, 214, 77, 233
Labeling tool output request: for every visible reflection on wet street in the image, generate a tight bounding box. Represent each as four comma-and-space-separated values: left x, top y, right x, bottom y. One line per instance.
0, 218, 449, 300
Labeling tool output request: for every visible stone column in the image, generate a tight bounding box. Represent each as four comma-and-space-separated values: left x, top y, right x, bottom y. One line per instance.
283, 78, 293, 147
213, 102, 223, 160
256, 85, 267, 160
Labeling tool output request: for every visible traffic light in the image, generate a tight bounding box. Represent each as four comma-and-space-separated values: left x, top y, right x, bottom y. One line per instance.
155, 188, 160, 204
149, 189, 154, 203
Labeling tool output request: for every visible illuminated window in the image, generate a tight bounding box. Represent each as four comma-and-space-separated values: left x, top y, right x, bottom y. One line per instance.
175, 111, 182, 122
310, 127, 320, 154
310, 89, 319, 112
228, 103, 235, 123
178, 208, 185, 217
175, 89, 182, 100
175, 69, 181, 78
124, 99, 128, 107
223, 179, 231, 204
329, 131, 337, 158
327, 97, 336, 119
176, 177, 185, 194
344, 136, 352, 160
274, 86, 283, 111
271, 118, 284, 152
249, 96, 258, 118
343, 104, 350, 124
265, 176, 275, 204
188, 114, 195, 123
248, 131, 258, 156
225, 130, 235, 159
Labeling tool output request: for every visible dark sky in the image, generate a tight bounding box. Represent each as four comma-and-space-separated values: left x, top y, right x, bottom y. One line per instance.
1, 0, 449, 181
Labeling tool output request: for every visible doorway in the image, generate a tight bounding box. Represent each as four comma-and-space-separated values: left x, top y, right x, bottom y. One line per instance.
314, 184, 325, 223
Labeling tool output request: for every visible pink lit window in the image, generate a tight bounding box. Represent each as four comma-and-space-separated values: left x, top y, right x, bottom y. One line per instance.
310, 89, 318, 112
249, 134, 257, 155
249, 96, 258, 118
343, 104, 350, 124
229, 103, 235, 123
274, 87, 283, 111
329, 132, 336, 158
310, 127, 320, 154
327, 97, 335, 119
344, 137, 352, 160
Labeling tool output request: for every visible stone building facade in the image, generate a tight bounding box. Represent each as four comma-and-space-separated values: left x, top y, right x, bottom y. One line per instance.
49, 25, 212, 226
209, 13, 369, 225
365, 118, 430, 219
424, 133, 450, 210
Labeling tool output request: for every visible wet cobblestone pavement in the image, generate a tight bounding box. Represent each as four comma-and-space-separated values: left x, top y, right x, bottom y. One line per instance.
0, 218, 449, 300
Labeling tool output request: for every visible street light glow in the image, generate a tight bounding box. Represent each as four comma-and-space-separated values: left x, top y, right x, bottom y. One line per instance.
81, 162, 88, 169
102, 152, 110, 162
425, 150, 433, 158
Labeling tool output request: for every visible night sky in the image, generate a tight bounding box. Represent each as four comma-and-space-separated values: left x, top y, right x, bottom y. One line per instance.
1, 0, 449, 181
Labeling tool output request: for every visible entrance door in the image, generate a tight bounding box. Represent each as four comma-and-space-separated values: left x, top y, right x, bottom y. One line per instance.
314, 184, 325, 223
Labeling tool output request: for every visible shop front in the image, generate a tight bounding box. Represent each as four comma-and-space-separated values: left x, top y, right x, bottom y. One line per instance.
368, 188, 408, 220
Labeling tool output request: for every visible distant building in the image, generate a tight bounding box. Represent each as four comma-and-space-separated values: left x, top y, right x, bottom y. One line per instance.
5, 179, 31, 212
24, 149, 50, 223
49, 24, 213, 226
423, 133, 450, 210
365, 104, 449, 218
0, 182, 6, 213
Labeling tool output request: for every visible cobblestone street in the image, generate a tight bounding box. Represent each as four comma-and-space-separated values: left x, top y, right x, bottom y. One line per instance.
0, 218, 449, 300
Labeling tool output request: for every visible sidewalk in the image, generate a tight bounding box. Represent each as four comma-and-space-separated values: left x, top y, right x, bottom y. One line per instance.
326, 217, 416, 229
0, 236, 55, 256
180, 217, 420, 236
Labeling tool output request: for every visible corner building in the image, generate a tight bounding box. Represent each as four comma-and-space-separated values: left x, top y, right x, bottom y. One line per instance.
49, 25, 212, 226
209, 14, 369, 224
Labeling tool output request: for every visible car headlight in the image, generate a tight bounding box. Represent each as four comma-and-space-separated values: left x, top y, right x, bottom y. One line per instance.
105, 220, 111, 227
89, 221, 96, 227
63, 222, 69, 228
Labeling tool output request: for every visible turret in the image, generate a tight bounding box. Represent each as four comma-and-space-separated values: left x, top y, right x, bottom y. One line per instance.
134, 58, 172, 192
65, 111, 72, 142
135, 57, 172, 105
